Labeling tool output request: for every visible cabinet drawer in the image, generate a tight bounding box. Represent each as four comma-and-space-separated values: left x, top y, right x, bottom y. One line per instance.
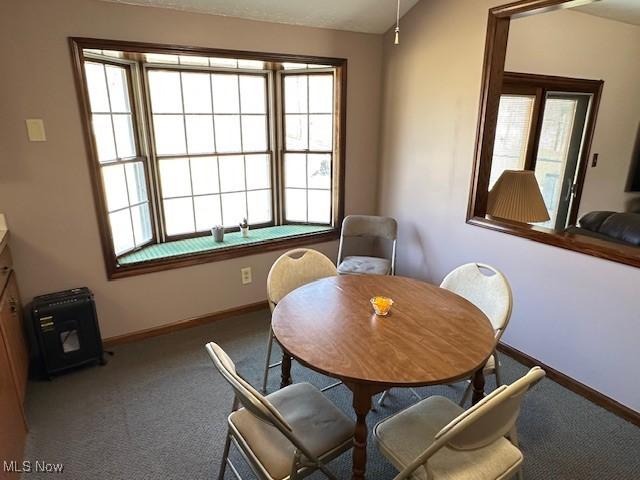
0, 245, 12, 293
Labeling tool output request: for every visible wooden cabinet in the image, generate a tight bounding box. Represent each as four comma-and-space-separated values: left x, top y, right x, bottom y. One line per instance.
0, 325, 27, 479
1, 274, 28, 402
0, 244, 13, 292
0, 242, 28, 476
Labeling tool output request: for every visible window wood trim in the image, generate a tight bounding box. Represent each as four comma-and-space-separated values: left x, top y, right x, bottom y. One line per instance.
70, 37, 347, 279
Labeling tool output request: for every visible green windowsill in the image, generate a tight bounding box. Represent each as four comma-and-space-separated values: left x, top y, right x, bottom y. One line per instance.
117, 225, 334, 266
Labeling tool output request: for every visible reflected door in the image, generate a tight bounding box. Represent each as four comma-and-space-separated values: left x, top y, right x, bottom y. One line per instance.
534, 93, 590, 229
490, 74, 595, 230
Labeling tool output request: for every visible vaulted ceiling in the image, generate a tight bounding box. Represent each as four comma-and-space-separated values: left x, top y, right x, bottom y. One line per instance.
98, 0, 421, 34
575, 0, 640, 27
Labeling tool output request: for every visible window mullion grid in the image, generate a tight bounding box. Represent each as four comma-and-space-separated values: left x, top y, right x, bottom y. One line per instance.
157, 149, 267, 158
236, 74, 250, 224
161, 187, 267, 199
142, 65, 166, 242
329, 151, 334, 222
280, 72, 286, 224
101, 64, 119, 162
102, 63, 139, 249
329, 72, 336, 223
305, 75, 310, 223
177, 71, 198, 233
131, 62, 162, 245
108, 198, 149, 214
122, 165, 139, 246
210, 74, 225, 227
186, 158, 196, 230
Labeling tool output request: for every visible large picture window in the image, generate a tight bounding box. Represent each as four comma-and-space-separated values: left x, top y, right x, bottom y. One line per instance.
72, 40, 346, 278
147, 69, 272, 236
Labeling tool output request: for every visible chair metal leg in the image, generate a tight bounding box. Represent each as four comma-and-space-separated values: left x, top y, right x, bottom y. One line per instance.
289, 448, 339, 480
379, 387, 421, 406
263, 324, 343, 395
289, 450, 302, 480
494, 351, 503, 387
226, 459, 243, 480
317, 463, 340, 480
218, 429, 233, 480
459, 378, 473, 407
261, 328, 275, 393
409, 388, 422, 401
320, 380, 343, 392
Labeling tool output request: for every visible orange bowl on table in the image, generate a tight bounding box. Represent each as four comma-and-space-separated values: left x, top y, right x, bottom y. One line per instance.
370, 296, 394, 316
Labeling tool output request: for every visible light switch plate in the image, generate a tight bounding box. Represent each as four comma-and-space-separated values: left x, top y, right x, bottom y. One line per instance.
26, 119, 46, 142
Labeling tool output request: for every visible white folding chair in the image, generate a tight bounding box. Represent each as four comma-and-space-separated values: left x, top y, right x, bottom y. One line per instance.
261, 248, 338, 393
379, 262, 512, 407
374, 367, 545, 480
439, 263, 513, 406
207, 342, 355, 480
337, 215, 397, 275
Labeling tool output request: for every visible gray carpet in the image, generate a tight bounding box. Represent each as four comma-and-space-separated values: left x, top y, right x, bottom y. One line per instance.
23, 309, 640, 479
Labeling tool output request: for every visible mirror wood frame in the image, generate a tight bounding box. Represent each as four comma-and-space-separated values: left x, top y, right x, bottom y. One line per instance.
467, 0, 640, 268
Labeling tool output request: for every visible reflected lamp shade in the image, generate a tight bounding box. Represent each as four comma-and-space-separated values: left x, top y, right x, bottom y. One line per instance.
487, 170, 550, 223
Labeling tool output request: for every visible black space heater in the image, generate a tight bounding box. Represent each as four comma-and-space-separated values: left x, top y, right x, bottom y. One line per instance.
29, 287, 105, 378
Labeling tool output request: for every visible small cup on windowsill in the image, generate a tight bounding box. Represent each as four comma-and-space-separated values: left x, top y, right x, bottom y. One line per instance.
371, 296, 393, 316
212, 225, 224, 243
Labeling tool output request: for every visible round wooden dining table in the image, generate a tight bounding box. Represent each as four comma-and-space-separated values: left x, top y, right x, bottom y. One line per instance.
271, 275, 496, 480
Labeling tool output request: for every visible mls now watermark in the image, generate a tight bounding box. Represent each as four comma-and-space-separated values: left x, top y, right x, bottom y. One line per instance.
4, 460, 64, 474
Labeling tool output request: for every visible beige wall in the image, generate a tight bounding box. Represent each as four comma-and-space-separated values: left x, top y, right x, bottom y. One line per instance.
505, 9, 640, 217
377, 0, 640, 411
0, 0, 382, 338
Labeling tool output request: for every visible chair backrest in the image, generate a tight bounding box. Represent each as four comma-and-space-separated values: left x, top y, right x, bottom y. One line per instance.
205, 342, 293, 434
440, 263, 512, 336
337, 216, 398, 272
436, 367, 545, 450
340, 215, 398, 240
267, 248, 336, 310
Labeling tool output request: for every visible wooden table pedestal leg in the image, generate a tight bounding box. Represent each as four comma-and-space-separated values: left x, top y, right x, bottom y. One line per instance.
280, 352, 292, 389
472, 367, 486, 405
350, 384, 376, 480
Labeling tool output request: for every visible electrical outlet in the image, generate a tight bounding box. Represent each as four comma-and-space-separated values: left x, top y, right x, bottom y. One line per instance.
241, 267, 252, 285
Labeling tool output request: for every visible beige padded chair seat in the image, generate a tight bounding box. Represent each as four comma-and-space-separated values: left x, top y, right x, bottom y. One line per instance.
338, 255, 391, 275
230, 382, 354, 480
374, 396, 522, 480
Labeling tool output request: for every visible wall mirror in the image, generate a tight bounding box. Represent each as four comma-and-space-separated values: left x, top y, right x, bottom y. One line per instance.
468, 0, 640, 268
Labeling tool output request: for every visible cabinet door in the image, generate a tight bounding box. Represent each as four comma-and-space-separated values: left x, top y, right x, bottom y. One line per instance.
0, 327, 27, 479
0, 273, 28, 402
0, 245, 12, 293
